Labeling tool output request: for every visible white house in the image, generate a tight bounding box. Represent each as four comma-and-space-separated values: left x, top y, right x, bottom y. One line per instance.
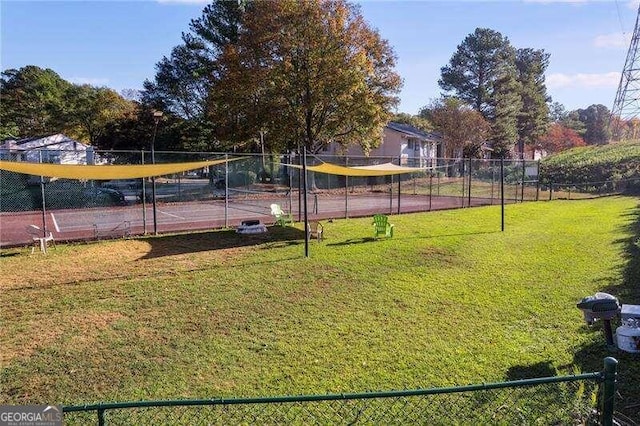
322, 122, 442, 167
0, 134, 95, 164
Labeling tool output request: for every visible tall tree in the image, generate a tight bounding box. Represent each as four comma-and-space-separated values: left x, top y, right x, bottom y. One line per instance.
576, 104, 611, 145
439, 28, 514, 119
0, 66, 71, 138
64, 85, 136, 145
490, 67, 522, 157
515, 48, 550, 150
142, 0, 244, 121
209, 0, 402, 154
420, 97, 490, 158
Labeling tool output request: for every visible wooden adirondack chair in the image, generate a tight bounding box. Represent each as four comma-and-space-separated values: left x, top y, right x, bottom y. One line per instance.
270, 203, 293, 226
372, 214, 394, 238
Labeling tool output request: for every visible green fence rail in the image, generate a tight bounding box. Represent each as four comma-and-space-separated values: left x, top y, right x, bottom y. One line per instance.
62, 357, 618, 425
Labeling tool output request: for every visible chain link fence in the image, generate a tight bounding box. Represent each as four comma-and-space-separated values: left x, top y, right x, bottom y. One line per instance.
5, 147, 632, 248
63, 358, 619, 425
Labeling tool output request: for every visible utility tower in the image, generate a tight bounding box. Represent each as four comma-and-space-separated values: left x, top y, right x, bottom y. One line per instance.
611, 4, 640, 141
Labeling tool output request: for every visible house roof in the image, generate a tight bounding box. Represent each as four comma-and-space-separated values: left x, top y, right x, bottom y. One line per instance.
386, 122, 441, 142
3, 134, 88, 150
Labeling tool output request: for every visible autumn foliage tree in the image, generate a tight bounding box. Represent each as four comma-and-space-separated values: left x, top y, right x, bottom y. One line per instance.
420, 97, 490, 158
208, 0, 402, 154
539, 123, 585, 153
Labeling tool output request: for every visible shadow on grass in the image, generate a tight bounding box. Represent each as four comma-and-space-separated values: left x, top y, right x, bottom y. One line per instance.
325, 231, 500, 247
572, 202, 640, 422
138, 226, 306, 259
505, 361, 556, 380
326, 237, 377, 246
0, 250, 22, 258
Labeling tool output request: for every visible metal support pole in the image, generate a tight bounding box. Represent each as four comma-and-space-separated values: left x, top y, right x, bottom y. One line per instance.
521, 158, 526, 202
141, 150, 147, 235
397, 165, 401, 215
389, 174, 394, 214
224, 154, 229, 228
501, 158, 505, 232
602, 357, 618, 426
151, 114, 161, 235
38, 150, 47, 237
288, 152, 293, 213
461, 159, 466, 207
344, 157, 349, 219
467, 157, 472, 207
490, 162, 495, 205
303, 147, 309, 258
429, 172, 433, 211
40, 177, 47, 237
535, 160, 540, 201
298, 154, 302, 222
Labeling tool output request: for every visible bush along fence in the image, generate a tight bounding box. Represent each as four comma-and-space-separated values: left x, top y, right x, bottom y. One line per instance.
1, 148, 634, 248
62, 357, 618, 425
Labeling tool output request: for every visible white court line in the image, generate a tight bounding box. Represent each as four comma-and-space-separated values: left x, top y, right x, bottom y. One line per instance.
158, 210, 185, 219
50, 213, 60, 232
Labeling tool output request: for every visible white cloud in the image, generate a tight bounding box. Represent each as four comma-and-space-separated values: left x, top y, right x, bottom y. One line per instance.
628, 0, 639, 10
68, 77, 110, 86
546, 72, 620, 89
594, 32, 632, 49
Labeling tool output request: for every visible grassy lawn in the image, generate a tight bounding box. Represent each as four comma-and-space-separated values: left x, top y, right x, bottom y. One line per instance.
1, 196, 639, 420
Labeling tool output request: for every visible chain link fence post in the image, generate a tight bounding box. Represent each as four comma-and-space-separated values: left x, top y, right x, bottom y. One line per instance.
601, 357, 618, 426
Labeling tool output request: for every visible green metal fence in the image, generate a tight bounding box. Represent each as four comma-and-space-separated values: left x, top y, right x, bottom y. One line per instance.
1, 150, 542, 247
63, 358, 618, 425
3, 147, 639, 248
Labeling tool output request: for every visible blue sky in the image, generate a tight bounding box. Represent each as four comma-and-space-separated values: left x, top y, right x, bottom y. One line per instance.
1, 0, 638, 114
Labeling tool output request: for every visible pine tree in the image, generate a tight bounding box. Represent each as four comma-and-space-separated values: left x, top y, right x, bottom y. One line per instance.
515, 48, 550, 152
491, 67, 522, 158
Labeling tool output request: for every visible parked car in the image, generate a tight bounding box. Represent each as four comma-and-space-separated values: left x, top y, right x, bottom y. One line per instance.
83, 187, 126, 207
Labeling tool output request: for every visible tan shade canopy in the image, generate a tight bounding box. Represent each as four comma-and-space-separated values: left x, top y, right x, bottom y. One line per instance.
0, 158, 240, 180
285, 162, 427, 177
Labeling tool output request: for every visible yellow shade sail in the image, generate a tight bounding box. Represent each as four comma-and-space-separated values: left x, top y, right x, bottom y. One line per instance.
0, 158, 240, 180
285, 162, 427, 177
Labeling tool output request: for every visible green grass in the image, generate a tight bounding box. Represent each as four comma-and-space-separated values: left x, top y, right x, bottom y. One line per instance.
1, 196, 639, 421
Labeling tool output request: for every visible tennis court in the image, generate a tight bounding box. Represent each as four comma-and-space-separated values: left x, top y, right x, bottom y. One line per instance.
0, 192, 498, 248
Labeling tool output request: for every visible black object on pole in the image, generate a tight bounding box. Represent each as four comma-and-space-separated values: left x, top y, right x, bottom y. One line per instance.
302, 147, 309, 258
151, 111, 162, 235
500, 158, 505, 232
